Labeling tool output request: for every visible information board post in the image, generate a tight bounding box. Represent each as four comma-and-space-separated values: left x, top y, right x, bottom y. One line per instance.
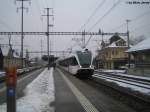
5, 67, 17, 112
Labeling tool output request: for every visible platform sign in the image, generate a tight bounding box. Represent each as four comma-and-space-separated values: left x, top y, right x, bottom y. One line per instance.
7, 87, 15, 97
5, 67, 17, 112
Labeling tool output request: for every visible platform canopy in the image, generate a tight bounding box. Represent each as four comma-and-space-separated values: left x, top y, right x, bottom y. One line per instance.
127, 38, 150, 52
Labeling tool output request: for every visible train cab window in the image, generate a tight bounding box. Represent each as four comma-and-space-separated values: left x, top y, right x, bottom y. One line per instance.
77, 51, 92, 67
71, 57, 78, 66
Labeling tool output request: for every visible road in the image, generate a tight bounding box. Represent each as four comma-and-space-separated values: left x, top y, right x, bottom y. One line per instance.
0, 68, 44, 104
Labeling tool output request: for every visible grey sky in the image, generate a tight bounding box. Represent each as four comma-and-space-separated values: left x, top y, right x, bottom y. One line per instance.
0, 0, 150, 57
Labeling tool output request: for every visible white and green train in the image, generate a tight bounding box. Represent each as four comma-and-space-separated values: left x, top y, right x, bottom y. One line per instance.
57, 49, 94, 78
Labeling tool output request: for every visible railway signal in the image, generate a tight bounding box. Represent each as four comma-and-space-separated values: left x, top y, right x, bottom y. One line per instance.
5, 67, 17, 112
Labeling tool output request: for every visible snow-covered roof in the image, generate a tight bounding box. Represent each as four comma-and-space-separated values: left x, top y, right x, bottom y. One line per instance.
106, 38, 128, 48
0, 46, 20, 58
127, 38, 150, 52
1, 46, 9, 56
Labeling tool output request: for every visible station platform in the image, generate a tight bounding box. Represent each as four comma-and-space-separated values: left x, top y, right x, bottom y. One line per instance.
54, 69, 86, 112
53, 68, 136, 112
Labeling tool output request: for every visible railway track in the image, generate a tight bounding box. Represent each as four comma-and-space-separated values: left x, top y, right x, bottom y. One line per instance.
0, 66, 43, 82
94, 70, 150, 89
92, 70, 150, 104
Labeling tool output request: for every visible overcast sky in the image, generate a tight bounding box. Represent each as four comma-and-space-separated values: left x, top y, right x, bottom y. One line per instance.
0, 0, 150, 57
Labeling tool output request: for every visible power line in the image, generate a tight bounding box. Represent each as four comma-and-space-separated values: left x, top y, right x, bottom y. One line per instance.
88, 0, 121, 31
65, 0, 105, 51
79, 0, 106, 31
66, 0, 106, 51
84, 0, 121, 48
110, 9, 150, 32
110, 23, 126, 32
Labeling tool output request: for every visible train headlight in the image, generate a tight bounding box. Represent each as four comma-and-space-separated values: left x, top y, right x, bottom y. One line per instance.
90, 65, 94, 68
79, 66, 82, 68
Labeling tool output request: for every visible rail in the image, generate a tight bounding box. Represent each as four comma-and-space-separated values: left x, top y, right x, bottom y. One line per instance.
94, 70, 150, 89
93, 70, 150, 103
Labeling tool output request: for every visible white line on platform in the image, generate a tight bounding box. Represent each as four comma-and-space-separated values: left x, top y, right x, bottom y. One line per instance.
57, 69, 99, 112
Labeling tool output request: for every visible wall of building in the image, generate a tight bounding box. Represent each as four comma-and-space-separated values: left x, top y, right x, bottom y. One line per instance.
128, 50, 150, 77
3, 56, 25, 68
96, 47, 128, 69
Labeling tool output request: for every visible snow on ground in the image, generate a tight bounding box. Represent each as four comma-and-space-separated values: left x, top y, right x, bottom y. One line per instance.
95, 69, 150, 95
103, 76, 150, 95
116, 73, 150, 81
96, 69, 126, 74
96, 69, 150, 81
0, 68, 55, 112
94, 74, 150, 95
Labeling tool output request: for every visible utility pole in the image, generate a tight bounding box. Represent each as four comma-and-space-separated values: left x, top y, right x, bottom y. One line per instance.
16, 0, 30, 68
126, 19, 131, 68
8, 35, 11, 48
41, 39, 43, 57
42, 8, 54, 70
82, 30, 86, 49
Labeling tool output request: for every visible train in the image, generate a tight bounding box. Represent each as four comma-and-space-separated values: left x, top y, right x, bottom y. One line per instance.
57, 49, 94, 78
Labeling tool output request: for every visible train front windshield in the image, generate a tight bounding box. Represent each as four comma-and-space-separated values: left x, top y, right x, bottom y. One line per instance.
77, 51, 92, 67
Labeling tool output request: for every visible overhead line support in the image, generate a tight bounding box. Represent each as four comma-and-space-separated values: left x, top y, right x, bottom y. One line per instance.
16, 0, 30, 68
0, 32, 127, 36
42, 8, 54, 70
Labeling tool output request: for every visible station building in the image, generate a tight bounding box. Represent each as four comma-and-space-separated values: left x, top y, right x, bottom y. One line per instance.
127, 38, 150, 77
95, 34, 130, 69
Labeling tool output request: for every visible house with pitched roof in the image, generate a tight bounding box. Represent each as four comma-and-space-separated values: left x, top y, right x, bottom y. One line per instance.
96, 34, 131, 69
0, 45, 26, 70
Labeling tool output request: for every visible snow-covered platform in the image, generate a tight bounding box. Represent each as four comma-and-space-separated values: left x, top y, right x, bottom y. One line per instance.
1, 67, 148, 112
0, 68, 55, 112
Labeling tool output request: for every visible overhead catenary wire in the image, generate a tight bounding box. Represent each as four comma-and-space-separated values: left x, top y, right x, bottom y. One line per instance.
79, 0, 106, 31
110, 23, 126, 32
88, 0, 122, 32
110, 9, 150, 32
84, 0, 121, 48
65, 0, 106, 51
66, 0, 106, 50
